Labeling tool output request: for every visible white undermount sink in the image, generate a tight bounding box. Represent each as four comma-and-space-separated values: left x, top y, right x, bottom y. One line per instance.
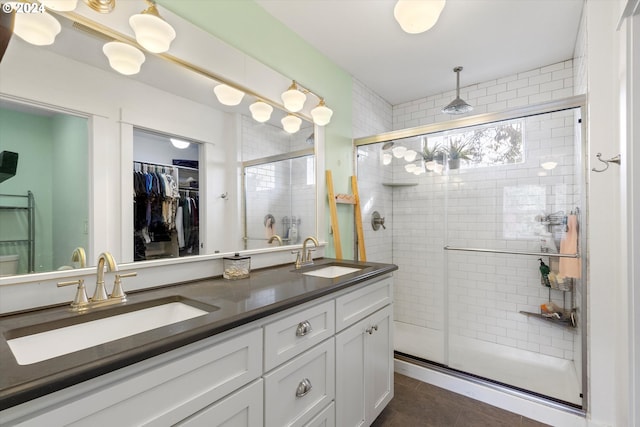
302, 265, 362, 278
7, 301, 210, 365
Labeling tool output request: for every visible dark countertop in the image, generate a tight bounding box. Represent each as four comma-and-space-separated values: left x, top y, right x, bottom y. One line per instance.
0, 258, 397, 411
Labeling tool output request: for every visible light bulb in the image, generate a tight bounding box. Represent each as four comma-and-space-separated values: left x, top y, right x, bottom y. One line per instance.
310, 99, 333, 126
392, 145, 407, 158
541, 161, 558, 170
249, 101, 273, 123
404, 149, 417, 162
102, 42, 146, 75
213, 84, 245, 106
394, 0, 446, 34
281, 82, 306, 112
170, 138, 190, 149
129, 5, 176, 53
13, 11, 61, 46
382, 153, 392, 165
39, 0, 78, 11
281, 114, 302, 133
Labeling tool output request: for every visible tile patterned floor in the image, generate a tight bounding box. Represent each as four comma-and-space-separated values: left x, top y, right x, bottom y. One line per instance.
371, 373, 551, 427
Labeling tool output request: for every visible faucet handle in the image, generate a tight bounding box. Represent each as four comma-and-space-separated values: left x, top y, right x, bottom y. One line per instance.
291, 250, 302, 269
305, 248, 316, 264
58, 279, 89, 311
111, 272, 137, 301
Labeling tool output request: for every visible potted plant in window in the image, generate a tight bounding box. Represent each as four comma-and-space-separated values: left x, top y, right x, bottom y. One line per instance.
446, 139, 473, 170
422, 142, 444, 172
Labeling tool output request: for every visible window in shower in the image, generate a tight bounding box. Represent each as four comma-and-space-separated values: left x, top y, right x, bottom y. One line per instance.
430, 118, 524, 169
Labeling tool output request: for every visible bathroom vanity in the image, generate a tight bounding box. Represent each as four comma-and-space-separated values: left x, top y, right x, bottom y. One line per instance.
0, 259, 396, 426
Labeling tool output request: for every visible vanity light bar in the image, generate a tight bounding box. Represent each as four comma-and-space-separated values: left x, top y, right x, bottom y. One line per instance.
54, 9, 316, 124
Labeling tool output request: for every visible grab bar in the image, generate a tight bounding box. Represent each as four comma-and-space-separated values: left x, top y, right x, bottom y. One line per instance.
444, 246, 580, 258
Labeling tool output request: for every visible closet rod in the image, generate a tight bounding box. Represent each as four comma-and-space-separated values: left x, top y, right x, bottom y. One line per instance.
443, 246, 580, 258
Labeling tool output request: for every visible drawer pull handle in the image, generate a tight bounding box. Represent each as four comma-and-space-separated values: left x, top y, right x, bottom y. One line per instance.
296, 320, 313, 337
296, 378, 313, 398
366, 325, 379, 335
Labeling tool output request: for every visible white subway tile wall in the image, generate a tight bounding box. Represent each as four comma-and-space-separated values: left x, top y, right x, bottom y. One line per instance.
353, 60, 582, 364
242, 116, 315, 249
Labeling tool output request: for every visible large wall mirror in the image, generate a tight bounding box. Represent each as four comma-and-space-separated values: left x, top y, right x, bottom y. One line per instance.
0, 3, 318, 278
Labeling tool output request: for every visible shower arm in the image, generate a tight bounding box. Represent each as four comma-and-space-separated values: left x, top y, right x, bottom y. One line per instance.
444, 246, 580, 258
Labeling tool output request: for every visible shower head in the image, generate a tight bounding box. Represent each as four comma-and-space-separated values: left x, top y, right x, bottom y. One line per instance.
442, 66, 473, 115
382, 141, 395, 151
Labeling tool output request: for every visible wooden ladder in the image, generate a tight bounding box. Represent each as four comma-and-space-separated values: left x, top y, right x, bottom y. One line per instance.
326, 170, 366, 261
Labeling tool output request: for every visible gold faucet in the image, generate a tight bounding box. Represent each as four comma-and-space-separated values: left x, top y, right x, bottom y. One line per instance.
94, 252, 118, 302
299, 236, 319, 268
58, 252, 137, 311
267, 235, 283, 246
71, 247, 86, 268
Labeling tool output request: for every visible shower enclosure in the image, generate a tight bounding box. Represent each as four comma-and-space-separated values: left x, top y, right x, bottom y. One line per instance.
355, 98, 586, 410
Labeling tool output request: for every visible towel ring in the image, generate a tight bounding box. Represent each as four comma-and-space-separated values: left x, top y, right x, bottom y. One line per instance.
592, 153, 621, 173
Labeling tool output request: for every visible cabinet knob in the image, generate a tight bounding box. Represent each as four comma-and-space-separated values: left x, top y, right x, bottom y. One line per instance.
296, 320, 313, 337
366, 324, 379, 335
295, 378, 313, 398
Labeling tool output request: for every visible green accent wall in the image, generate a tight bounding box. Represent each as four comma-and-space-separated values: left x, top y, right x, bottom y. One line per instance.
157, 0, 355, 259
0, 108, 88, 273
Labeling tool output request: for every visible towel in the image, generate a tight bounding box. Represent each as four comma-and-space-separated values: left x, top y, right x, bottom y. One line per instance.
559, 215, 581, 278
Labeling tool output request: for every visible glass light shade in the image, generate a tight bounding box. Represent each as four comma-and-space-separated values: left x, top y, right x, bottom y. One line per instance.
405, 163, 417, 173
414, 168, 424, 175
310, 100, 333, 126
382, 153, 393, 165
170, 138, 190, 149
541, 161, 558, 170
281, 114, 302, 134
13, 11, 61, 46
425, 160, 436, 171
213, 84, 245, 106
394, 0, 446, 34
392, 145, 407, 158
102, 42, 146, 75
39, 0, 78, 11
404, 149, 417, 162
433, 163, 444, 173
129, 13, 176, 53
249, 101, 273, 123
281, 85, 307, 112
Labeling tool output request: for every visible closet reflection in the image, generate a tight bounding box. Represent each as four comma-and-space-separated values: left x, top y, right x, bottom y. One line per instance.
133, 129, 200, 261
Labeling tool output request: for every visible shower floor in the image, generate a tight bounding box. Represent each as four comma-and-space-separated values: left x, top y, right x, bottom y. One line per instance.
395, 321, 582, 406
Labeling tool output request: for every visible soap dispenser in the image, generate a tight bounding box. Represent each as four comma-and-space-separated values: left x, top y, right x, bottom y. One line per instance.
289, 221, 298, 245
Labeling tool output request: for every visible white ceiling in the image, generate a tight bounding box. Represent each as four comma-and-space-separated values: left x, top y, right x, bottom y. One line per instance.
254, 0, 584, 105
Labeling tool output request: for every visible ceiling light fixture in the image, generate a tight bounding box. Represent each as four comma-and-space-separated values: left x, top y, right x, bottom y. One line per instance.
404, 149, 418, 162
281, 114, 302, 134
382, 153, 392, 165
310, 98, 333, 126
129, 0, 176, 53
102, 41, 145, 75
83, 0, 115, 13
40, 0, 78, 11
442, 66, 473, 115
281, 81, 307, 113
394, 0, 446, 34
170, 138, 190, 149
249, 101, 273, 123
13, 10, 61, 46
213, 84, 245, 106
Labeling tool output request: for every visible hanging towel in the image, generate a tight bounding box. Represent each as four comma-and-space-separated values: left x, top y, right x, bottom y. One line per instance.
559, 215, 581, 278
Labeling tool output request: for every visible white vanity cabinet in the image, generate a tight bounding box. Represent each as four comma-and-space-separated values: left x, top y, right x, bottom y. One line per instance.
1, 328, 263, 426
335, 277, 394, 427
1, 273, 394, 427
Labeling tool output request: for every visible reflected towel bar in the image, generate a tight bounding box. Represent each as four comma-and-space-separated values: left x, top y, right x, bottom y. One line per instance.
444, 246, 580, 258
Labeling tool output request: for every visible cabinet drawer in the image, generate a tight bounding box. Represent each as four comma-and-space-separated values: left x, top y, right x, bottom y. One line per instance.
176, 379, 263, 427
264, 339, 335, 427
335, 276, 392, 331
264, 300, 335, 371
12, 329, 264, 427
304, 402, 335, 427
